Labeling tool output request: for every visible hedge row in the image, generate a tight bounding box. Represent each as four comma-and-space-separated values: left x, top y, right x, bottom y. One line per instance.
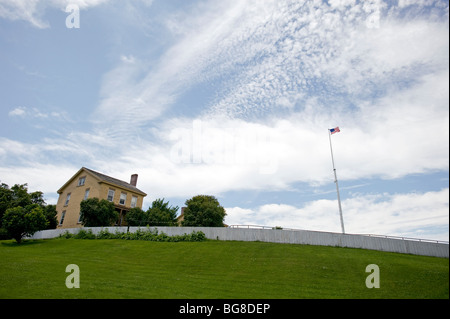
59, 228, 206, 242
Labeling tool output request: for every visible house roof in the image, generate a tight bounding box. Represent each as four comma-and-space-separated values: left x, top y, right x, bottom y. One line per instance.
57, 167, 147, 196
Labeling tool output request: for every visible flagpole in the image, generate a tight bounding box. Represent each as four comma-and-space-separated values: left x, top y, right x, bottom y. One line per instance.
328, 129, 345, 234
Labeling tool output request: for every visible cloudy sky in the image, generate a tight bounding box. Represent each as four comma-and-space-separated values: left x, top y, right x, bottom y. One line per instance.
0, 0, 448, 240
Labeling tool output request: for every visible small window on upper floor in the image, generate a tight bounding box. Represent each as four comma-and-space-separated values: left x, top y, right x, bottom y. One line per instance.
107, 189, 115, 202
119, 193, 127, 205
64, 193, 71, 206
78, 176, 86, 186
131, 196, 138, 208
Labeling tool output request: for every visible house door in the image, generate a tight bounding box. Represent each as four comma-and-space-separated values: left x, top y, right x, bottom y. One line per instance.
115, 208, 128, 226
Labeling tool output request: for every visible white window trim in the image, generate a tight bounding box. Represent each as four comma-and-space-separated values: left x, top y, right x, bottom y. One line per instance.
107, 189, 115, 202
131, 196, 138, 208
77, 176, 86, 186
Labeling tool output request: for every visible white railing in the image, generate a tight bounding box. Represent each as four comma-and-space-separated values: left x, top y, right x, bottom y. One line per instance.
227, 225, 449, 245
228, 224, 280, 230
362, 233, 449, 244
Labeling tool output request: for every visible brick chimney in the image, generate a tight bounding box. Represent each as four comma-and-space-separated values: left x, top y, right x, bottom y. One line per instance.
130, 174, 138, 187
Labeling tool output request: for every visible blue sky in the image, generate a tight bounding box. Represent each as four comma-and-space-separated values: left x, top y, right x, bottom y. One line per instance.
0, 0, 448, 240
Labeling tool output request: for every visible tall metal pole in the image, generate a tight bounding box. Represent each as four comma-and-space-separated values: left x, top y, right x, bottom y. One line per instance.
328, 130, 345, 234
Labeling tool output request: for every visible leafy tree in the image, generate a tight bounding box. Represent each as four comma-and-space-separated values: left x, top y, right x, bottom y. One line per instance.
0, 183, 13, 219
126, 199, 179, 226
2, 205, 48, 243
30, 191, 46, 206
42, 204, 58, 229
147, 198, 179, 226
10, 184, 33, 208
0, 183, 55, 234
79, 198, 118, 227
181, 195, 226, 227
126, 207, 147, 226
0, 183, 33, 221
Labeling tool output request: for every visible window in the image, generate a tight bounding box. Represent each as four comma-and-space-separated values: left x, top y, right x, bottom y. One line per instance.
64, 193, 71, 206
107, 189, 115, 202
131, 196, 138, 208
119, 193, 127, 205
59, 211, 66, 225
78, 211, 83, 224
84, 188, 90, 200
77, 176, 86, 186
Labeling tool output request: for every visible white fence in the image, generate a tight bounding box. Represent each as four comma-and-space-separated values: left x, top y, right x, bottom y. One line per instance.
30, 226, 449, 258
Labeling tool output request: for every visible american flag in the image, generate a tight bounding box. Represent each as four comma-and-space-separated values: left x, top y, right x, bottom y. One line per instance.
329, 127, 340, 134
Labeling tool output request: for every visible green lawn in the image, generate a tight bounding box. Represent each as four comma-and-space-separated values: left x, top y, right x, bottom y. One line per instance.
0, 238, 448, 299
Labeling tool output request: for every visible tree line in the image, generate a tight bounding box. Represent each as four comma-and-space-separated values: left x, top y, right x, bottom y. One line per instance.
80, 195, 227, 228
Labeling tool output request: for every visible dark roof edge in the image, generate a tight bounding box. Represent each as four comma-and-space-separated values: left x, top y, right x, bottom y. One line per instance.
82, 167, 147, 196
57, 167, 147, 196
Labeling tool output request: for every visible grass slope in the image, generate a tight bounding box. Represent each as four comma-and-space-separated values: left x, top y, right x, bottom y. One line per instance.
0, 238, 448, 299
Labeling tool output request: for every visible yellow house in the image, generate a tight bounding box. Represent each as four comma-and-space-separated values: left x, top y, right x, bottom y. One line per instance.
56, 167, 147, 228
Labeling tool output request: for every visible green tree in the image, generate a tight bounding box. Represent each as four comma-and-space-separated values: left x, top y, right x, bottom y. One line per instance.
0, 183, 13, 219
10, 184, 33, 208
79, 198, 118, 227
147, 198, 179, 226
30, 191, 46, 206
125, 207, 147, 226
42, 204, 58, 229
2, 205, 49, 243
0, 183, 33, 221
181, 195, 226, 227
0, 183, 55, 233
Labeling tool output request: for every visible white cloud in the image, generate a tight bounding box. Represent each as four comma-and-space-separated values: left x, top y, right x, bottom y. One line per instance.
0, 0, 48, 28
8, 106, 71, 122
92, 0, 448, 146
120, 55, 136, 64
92, 1, 248, 137
0, 163, 79, 204
87, 84, 447, 199
398, 0, 436, 8
8, 106, 27, 117
204, 1, 448, 118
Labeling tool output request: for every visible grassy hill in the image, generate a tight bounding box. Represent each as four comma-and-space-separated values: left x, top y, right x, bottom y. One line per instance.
0, 238, 448, 299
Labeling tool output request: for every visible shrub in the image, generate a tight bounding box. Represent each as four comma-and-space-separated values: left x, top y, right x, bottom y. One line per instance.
74, 229, 96, 239
190, 231, 206, 242
59, 231, 74, 239
62, 227, 206, 242
96, 228, 117, 239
